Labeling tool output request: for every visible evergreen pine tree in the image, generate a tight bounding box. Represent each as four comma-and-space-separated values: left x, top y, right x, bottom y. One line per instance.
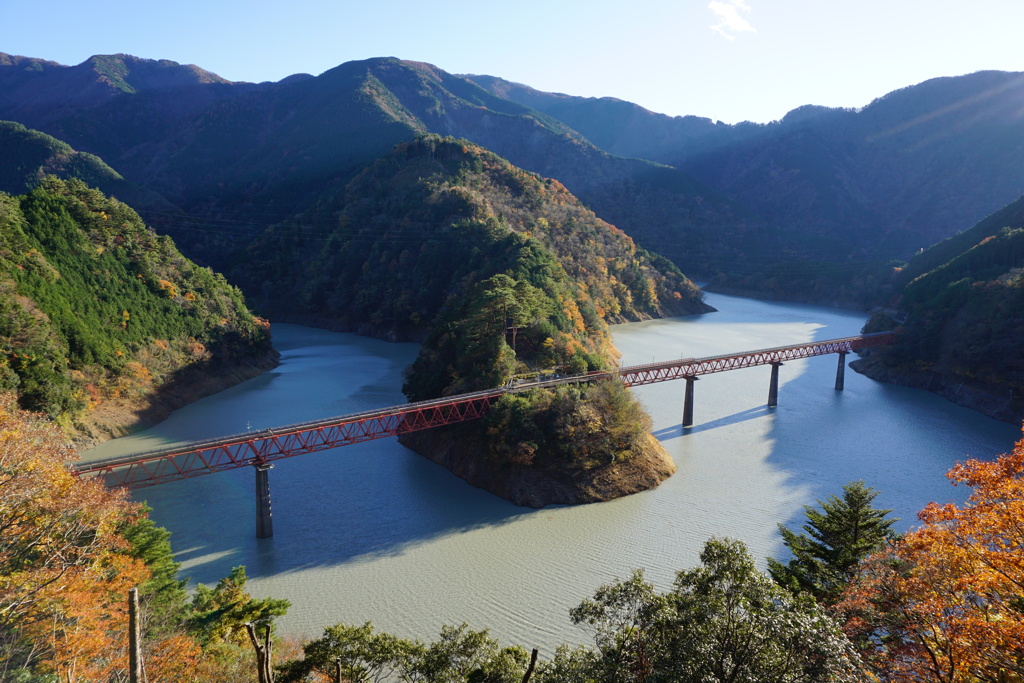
768, 480, 897, 604
120, 506, 190, 638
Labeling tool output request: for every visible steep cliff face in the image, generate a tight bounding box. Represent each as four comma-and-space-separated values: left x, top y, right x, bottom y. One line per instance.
399, 426, 675, 508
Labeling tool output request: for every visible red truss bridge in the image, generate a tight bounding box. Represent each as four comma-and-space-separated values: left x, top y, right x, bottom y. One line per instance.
73, 332, 894, 537
74, 388, 505, 490
74, 331, 894, 489
615, 331, 893, 387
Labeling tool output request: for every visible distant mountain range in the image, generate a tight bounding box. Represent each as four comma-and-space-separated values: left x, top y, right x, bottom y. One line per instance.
467, 70, 1024, 293
4, 51, 1024, 427
2, 52, 1023, 306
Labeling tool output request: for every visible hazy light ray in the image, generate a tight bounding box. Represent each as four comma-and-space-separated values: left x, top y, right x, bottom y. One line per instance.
867, 73, 1024, 142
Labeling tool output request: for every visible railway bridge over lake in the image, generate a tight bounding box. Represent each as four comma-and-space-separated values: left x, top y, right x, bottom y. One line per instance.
74, 332, 895, 537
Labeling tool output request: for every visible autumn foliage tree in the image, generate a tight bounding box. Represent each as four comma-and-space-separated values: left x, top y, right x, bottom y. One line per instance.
839, 431, 1024, 682
0, 393, 300, 682
0, 393, 152, 680
0, 393, 296, 682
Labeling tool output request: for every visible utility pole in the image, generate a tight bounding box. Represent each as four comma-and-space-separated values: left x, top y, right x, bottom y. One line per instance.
522, 648, 539, 683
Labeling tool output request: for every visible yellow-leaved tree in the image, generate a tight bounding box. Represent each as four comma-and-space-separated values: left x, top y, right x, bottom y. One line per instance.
0, 394, 204, 681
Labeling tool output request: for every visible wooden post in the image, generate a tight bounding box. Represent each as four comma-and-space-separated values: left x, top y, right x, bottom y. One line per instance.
246, 622, 274, 683
128, 587, 144, 683
335, 657, 342, 683
522, 648, 539, 683
835, 351, 848, 391
682, 376, 698, 428
768, 362, 783, 408
255, 464, 274, 539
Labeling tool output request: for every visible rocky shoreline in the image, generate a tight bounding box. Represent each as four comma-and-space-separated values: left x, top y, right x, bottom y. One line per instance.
399, 425, 676, 508
851, 355, 1023, 425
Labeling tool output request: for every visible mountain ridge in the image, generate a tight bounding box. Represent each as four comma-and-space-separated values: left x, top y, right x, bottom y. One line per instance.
4, 53, 1024, 309
467, 69, 1024, 296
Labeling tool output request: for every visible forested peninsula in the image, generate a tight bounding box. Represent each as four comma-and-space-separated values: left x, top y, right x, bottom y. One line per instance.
238, 135, 711, 504
0, 123, 712, 503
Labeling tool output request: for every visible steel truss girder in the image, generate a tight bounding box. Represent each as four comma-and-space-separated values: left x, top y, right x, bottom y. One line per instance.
76, 393, 499, 489
74, 333, 895, 489
618, 333, 894, 387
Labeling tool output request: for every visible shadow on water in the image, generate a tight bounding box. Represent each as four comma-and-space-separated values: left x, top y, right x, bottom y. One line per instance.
102, 322, 537, 586
624, 293, 1020, 555
98, 296, 1024, 648
137, 436, 532, 586
114, 307, 1024, 630
653, 405, 772, 439
729, 343, 1017, 538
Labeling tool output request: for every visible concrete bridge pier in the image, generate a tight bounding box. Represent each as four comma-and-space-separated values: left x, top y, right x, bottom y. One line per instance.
682, 376, 698, 428
835, 351, 848, 391
255, 463, 274, 539
767, 362, 783, 408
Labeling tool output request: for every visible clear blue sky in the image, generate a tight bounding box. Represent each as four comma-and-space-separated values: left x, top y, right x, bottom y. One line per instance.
3, 0, 1022, 124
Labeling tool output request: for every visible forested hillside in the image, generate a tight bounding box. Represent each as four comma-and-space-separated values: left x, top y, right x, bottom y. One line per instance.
855, 194, 1024, 421
0, 120, 123, 194
0, 54, 760, 301
232, 135, 707, 338
4, 52, 1024, 423
0, 176, 276, 444
8, 54, 1024, 307
0, 120, 168, 208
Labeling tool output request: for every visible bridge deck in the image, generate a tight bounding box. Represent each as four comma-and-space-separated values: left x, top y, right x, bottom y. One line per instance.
73, 332, 894, 488
617, 331, 892, 386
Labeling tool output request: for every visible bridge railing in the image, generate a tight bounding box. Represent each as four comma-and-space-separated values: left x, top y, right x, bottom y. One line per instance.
73, 332, 896, 488
618, 332, 894, 386
74, 387, 508, 486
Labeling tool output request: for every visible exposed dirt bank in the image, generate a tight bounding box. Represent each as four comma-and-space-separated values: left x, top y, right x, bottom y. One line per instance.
70, 348, 280, 450
399, 425, 676, 508
851, 355, 1023, 425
